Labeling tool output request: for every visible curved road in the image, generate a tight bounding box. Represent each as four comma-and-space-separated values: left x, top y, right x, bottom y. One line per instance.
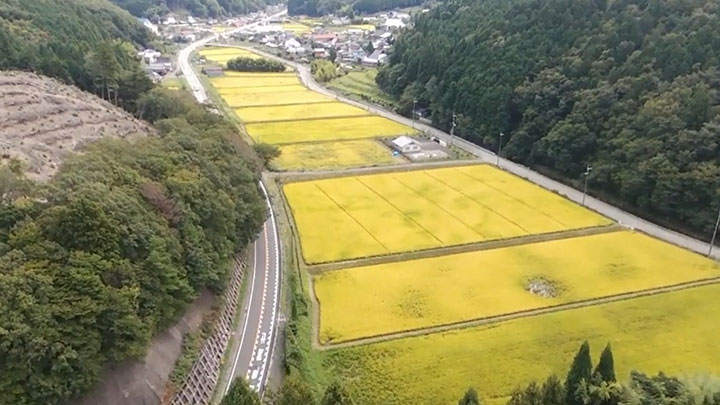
177, 10, 286, 398
234, 45, 719, 259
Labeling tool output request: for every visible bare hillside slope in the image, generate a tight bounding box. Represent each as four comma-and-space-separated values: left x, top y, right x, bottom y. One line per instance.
0, 71, 152, 180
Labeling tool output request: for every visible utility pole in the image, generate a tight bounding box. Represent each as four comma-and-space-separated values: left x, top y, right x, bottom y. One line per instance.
582, 163, 592, 206
412, 99, 417, 129
449, 113, 457, 147
709, 205, 720, 257
496, 132, 504, 166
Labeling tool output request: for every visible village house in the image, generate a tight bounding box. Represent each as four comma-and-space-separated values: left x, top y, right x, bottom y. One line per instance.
392, 136, 423, 153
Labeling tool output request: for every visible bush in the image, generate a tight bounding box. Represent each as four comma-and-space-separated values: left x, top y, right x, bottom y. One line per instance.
227, 57, 286, 72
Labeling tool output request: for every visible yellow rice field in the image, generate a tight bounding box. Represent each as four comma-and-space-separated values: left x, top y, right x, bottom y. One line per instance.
284, 165, 611, 263
198, 47, 260, 64
236, 102, 370, 123
314, 231, 720, 343
272, 139, 405, 171
282, 22, 312, 33
210, 75, 301, 88
246, 116, 415, 144
224, 91, 332, 107
319, 283, 720, 404
218, 84, 308, 95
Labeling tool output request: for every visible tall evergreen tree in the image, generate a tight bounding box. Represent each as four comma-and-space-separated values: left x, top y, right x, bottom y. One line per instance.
542, 375, 565, 405
459, 388, 481, 405
566, 341, 593, 405
594, 344, 616, 383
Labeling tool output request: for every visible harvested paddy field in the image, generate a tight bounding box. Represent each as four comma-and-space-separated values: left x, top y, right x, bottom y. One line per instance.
246, 115, 414, 144
313, 231, 720, 343
284, 164, 610, 263
314, 283, 720, 404
236, 102, 370, 123
273, 139, 404, 171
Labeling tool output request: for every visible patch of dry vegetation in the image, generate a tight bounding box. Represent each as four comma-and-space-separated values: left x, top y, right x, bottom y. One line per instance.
0, 71, 152, 180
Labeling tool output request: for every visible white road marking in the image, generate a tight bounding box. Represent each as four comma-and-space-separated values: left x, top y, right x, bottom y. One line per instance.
225, 233, 260, 395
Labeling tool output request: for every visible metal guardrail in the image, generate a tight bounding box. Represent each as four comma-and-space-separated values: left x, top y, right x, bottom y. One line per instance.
170, 255, 247, 405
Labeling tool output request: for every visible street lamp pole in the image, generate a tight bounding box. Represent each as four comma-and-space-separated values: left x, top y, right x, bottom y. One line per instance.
450, 113, 457, 147
708, 205, 720, 257
582, 163, 592, 206
496, 132, 504, 166
412, 99, 417, 129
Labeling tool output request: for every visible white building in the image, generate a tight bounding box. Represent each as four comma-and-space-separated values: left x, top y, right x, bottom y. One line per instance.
383, 18, 406, 29
392, 136, 422, 153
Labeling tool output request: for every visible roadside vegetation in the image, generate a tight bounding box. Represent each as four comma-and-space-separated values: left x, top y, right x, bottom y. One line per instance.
0, 88, 267, 405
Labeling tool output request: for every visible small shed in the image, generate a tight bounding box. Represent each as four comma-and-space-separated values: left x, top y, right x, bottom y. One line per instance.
392, 136, 422, 153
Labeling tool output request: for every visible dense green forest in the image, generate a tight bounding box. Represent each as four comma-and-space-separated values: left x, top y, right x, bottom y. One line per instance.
288, 0, 424, 16
0, 0, 154, 111
0, 88, 267, 405
111, 0, 280, 19
378, 0, 720, 237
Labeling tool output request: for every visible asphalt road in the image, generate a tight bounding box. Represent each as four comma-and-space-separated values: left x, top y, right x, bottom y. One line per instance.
244, 46, 719, 259
177, 11, 285, 397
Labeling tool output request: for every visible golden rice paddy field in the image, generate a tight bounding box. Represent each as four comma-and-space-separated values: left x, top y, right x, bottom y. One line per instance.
272, 139, 405, 171
246, 116, 414, 144
282, 22, 312, 33
284, 165, 611, 263
313, 230, 720, 343
218, 84, 308, 94
315, 283, 720, 404
198, 47, 260, 64
227, 91, 332, 107
210, 75, 301, 88
236, 102, 370, 123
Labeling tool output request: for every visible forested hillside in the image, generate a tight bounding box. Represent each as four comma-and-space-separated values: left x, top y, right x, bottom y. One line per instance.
378, 0, 720, 237
0, 88, 267, 405
0, 0, 153, 111
112, 0, 280, 19
288, 0, 424, 16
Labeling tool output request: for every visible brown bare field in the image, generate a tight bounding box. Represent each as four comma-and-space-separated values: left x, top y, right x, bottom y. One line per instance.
0, 71, 152, 180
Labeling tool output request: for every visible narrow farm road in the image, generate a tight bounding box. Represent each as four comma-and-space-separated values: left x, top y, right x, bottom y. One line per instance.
226, 45, 720, 259
177, 10, 285, 398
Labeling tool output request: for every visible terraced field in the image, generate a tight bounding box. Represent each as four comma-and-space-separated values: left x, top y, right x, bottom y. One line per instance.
284, 164, 610, 263
316, 283, 720, 404
236, 102, 370, 123
313, 230, 720, 343
273, 140, 404, 171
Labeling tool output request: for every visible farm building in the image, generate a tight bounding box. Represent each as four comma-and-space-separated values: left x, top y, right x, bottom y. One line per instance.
391, 135, 422, 153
